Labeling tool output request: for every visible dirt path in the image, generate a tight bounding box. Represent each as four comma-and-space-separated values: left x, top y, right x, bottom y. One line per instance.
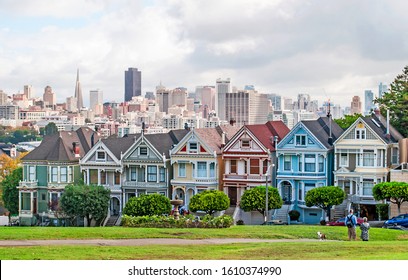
0, 238, 331, 247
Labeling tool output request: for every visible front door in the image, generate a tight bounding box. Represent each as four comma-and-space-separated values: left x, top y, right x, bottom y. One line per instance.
228, 187, 237, 206
281, 181, 292, 205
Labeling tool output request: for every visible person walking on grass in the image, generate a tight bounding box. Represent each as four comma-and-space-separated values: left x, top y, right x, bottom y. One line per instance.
360, 217, 370, 241
345, 209, 357, 241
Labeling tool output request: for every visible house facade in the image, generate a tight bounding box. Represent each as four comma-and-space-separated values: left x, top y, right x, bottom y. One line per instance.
333, 113, 402, 220
18, 127, 99, 225
170, 126, 239, 208
222, 121, 289, 206
276, 117, 343, 224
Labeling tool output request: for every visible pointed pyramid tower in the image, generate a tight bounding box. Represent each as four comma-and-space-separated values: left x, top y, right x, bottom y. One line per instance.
75, 69, 83, 109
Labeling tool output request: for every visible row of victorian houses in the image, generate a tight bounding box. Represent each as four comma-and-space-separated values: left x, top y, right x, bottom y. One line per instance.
17, 111, 407, 226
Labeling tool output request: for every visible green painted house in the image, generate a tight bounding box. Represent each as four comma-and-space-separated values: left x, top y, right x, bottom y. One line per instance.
18, 127, 99, 226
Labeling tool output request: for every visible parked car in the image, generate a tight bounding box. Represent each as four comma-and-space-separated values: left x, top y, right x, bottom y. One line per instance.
382, 213, 408, 228
326, 217, 364, 226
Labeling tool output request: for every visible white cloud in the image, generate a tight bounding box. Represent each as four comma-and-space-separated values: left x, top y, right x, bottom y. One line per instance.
0, 0, 407, 108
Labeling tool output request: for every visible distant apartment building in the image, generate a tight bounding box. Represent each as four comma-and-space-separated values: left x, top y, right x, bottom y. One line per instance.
0, 105, 19, 120
0, 90, 9, 105
125, 67, 141, 102
225, 90, 268, 126
24, 85, 33, 99
268, 93, 282, 110
215, 78, 231, 121
283, 97, 294, 110
19, 110, 47, 120
350, 96, 362, 115
66, 96, 78, 112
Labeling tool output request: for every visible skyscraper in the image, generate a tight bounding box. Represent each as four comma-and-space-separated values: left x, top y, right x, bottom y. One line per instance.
74, 69, 83, 109
364, 90, 374, 115
378, 82, 388, 99
125, 67, 141, 102
215, 78, 231, 121
350, 95, 362, 115
90, 89, 103, 112
43, 86, 56, 108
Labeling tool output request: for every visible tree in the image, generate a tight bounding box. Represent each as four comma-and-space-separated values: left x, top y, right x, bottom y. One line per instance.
334, 113, 363, 129
240, 186, 283, 215
0, 152, 27, 180
1, 167, 22, 215
59, 184, 110, 226
305, 186, 345, 220
123, 194, 171, 217
189, 190, 229, 215
44, 122, 58, 136
373, 182, 408, 215
375, 65, 408, 137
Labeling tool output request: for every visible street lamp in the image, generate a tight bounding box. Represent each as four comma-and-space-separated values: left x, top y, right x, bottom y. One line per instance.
264, 163, 275, 225
265, 136, 279, 225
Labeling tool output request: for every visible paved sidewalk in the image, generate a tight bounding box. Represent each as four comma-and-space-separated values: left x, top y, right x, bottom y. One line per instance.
0, 238, 330, 247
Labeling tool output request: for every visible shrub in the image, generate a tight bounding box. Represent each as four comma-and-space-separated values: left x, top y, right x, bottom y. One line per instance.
189, 190, 229, 215
288, 210, 300, 221
123, 194, 171, 217
236, 219, 245, 225
121, 214, 233, 228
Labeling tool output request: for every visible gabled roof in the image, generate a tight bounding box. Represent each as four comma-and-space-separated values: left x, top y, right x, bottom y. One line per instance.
245, 121, 290, 151
194, 125, 240, 154
362, 114, 403, 143
120, 129, 190, 160
301, 117, 344, 148
22, 127, 100, 162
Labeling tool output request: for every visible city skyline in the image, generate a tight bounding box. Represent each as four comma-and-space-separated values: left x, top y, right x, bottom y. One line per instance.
1, 0, 407, 108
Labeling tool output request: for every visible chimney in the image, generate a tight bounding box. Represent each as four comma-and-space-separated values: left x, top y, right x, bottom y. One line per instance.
229, 118, 236, 126
73, 142, 80, 158
91, 133, 95, 147
221, 132, 226, 147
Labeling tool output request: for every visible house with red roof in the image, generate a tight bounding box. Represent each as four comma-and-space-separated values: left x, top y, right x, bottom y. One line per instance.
222, 121, 289, 224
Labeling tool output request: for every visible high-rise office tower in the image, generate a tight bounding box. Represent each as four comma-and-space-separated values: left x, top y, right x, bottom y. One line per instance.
195, 86, 215, 111
156, 83, 170, 113
74, 69, 83, 109
43, 86, 56, 108
364, 90, 374, 115
216, 78, 231, 121
0, 90, 8, 105
350, 95, 362, 115
225, 90, 268, 126
66, 96, 77, 112
125, 67, 142, 102
90, 89, 103, 112
378, 82, 388, 99
269, 94, 282, 111
24, 85, 33, 99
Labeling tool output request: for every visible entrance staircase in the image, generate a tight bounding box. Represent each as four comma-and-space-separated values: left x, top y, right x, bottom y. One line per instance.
105, 215, 119, 227
272, 204, 291, 224
332, 199, 348, 220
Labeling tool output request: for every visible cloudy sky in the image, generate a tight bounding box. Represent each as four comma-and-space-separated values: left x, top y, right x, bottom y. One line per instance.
0, 0, 407, 108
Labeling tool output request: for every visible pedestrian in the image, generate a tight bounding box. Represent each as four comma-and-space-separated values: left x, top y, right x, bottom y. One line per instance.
345, 209, 357, 241
360, 217, 370, 241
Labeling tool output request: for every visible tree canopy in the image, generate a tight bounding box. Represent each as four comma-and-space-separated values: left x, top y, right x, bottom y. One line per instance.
375, 65, 408, 137
1, 167, 22, 215
334, 113, 363, 129
123, 193, 171, 217
240, 186, 283, 215
59, 184, 110, 226
188, 190, 229, 215
44, 122, 58, 136
373, 182, 408, 215
305, 186, 345, 220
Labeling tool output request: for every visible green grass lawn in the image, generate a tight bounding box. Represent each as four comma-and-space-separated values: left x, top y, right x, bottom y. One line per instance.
0, 225, 407, 260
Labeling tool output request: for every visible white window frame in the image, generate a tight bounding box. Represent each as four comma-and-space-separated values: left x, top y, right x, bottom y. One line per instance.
197, 162, 207, 178
189, 142, 198, 153
51, 167, 58, 182
241, 139, 250, 148
139, 147, 148, 156
295, 135, 307, 146
96, 151, 106, 161
284, 155, 291, 171
339, 153, 349, 167
178, 163, 186, 177
356, 129, 366, 140
28, 166, 36, 181
60, 167, 67, 182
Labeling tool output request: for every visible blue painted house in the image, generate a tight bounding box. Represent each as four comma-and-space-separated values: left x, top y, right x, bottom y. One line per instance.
275, 117, 343, 224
